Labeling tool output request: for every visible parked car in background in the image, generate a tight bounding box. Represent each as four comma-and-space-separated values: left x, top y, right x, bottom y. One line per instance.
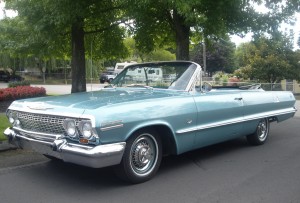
0, 70, 10, 82
99, 62, 137, 84
4, 61, 297, 184
99, 71, 117, 83
9, 74, 24, 82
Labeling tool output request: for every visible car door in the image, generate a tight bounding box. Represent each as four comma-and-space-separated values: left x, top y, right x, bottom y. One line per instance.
192, 91, 244, 148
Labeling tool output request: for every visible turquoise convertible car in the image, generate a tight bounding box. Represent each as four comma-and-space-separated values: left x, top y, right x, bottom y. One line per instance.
4, 61, 297, 183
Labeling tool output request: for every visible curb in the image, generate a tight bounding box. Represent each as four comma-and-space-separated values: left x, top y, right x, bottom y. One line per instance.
295, 100, 300, 118
0, 140, 17, 152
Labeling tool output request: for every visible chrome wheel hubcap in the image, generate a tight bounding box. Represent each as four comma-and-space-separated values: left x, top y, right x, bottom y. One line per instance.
258, 119, 268, 141
130, 134, 158, 176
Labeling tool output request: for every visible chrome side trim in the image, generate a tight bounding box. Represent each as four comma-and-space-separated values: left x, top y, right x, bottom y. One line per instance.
100, 124, 124, 131
100, 120, 124, 131
176, 107, 296, 134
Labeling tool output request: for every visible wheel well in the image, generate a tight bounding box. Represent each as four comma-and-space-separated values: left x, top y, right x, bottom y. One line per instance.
131, 125, 177, 156
268, 116, 277, 123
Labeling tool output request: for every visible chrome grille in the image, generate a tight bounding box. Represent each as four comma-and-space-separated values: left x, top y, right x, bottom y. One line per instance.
14, 111, 80, 135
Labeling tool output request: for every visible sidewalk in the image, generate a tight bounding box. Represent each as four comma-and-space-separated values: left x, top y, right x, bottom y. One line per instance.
294, 100, 300, 117
0, 140, 17, 152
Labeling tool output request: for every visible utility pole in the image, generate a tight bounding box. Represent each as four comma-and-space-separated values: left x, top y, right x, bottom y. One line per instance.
203, 40, 206, 78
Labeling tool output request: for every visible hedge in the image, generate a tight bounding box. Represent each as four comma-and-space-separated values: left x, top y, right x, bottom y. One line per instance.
8, 80, 30, 88
0, 86, 46, 101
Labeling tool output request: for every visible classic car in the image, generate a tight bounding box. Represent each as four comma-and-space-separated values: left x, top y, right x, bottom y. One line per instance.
4, 61, 297, 183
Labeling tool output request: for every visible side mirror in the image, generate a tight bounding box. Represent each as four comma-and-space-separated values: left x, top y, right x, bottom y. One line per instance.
202, 82, 212, 92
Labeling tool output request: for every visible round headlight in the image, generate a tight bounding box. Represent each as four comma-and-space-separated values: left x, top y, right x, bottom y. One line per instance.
8, 111, 15, 124
15, 119, 21, 127
63, 119, 77, 138
81, 122, 93, 139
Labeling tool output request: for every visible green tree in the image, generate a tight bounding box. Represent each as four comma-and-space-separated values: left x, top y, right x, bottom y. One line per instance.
190, 37, 236, 75
4, 0, 128, 93
0, 15, 70, 75
234, 42, 257, 69
127, 0, 300, 60
123, 37, 175, 62
284, 49, 300, 82
235, 35, 300, 83
2, 0, 300, 90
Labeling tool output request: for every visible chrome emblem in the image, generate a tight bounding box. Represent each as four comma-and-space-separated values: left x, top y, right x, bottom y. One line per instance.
100, 120, 123, 131
27, 102, 53, 110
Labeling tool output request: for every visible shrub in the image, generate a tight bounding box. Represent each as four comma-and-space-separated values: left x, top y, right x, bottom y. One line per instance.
8, 80, 30, 88
0, 86, 46, 101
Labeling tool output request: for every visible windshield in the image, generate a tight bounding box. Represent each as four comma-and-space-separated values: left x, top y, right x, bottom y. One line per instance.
111, 61, 198, 91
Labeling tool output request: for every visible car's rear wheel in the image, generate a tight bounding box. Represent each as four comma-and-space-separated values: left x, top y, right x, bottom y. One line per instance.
247, 118, 269, 145
114, 129, 162, 184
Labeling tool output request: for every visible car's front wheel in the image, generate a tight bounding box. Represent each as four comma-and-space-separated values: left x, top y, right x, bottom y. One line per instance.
114, 129, 162, 184
247, 118, 270, 145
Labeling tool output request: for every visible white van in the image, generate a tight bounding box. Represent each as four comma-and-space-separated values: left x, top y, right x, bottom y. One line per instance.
114, 62, 137, 74
127, 66, 163, 82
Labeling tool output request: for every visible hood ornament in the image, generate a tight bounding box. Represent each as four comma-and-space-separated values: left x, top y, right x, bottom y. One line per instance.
27, 102, 54, 110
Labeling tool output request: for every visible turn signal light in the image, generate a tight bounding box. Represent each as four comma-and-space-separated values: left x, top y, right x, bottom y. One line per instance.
79, 138, 89, 144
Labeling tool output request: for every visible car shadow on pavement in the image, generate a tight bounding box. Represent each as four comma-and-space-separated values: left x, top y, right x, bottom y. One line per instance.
27, 137, 249, 187
40, 160, 125, 186
159, 137, 249, 172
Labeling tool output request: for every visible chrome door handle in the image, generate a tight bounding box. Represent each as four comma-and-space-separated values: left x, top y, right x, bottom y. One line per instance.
234, 97, 243, 101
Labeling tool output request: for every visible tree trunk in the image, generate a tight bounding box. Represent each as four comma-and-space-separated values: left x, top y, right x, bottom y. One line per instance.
71, 18, 86, 93
173, 10, 190, 61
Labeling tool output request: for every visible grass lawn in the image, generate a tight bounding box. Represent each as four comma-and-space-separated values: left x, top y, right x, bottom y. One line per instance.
0, 114, 10, 141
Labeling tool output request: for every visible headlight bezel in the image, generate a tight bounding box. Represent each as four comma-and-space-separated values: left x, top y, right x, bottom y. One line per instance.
63, 119, 77, 138
7, 110, 20, 127
63, 118, 98, 143
8, 111, 15, 124
78, 120, 94, 140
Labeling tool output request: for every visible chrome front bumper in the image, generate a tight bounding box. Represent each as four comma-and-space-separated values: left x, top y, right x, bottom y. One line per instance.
4, 128, 126, 168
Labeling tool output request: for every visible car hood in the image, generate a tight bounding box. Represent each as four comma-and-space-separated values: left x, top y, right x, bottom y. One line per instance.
9, 88, 186, 115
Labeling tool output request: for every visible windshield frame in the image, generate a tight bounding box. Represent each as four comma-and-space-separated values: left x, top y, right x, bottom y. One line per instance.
109, 61, 202, 92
